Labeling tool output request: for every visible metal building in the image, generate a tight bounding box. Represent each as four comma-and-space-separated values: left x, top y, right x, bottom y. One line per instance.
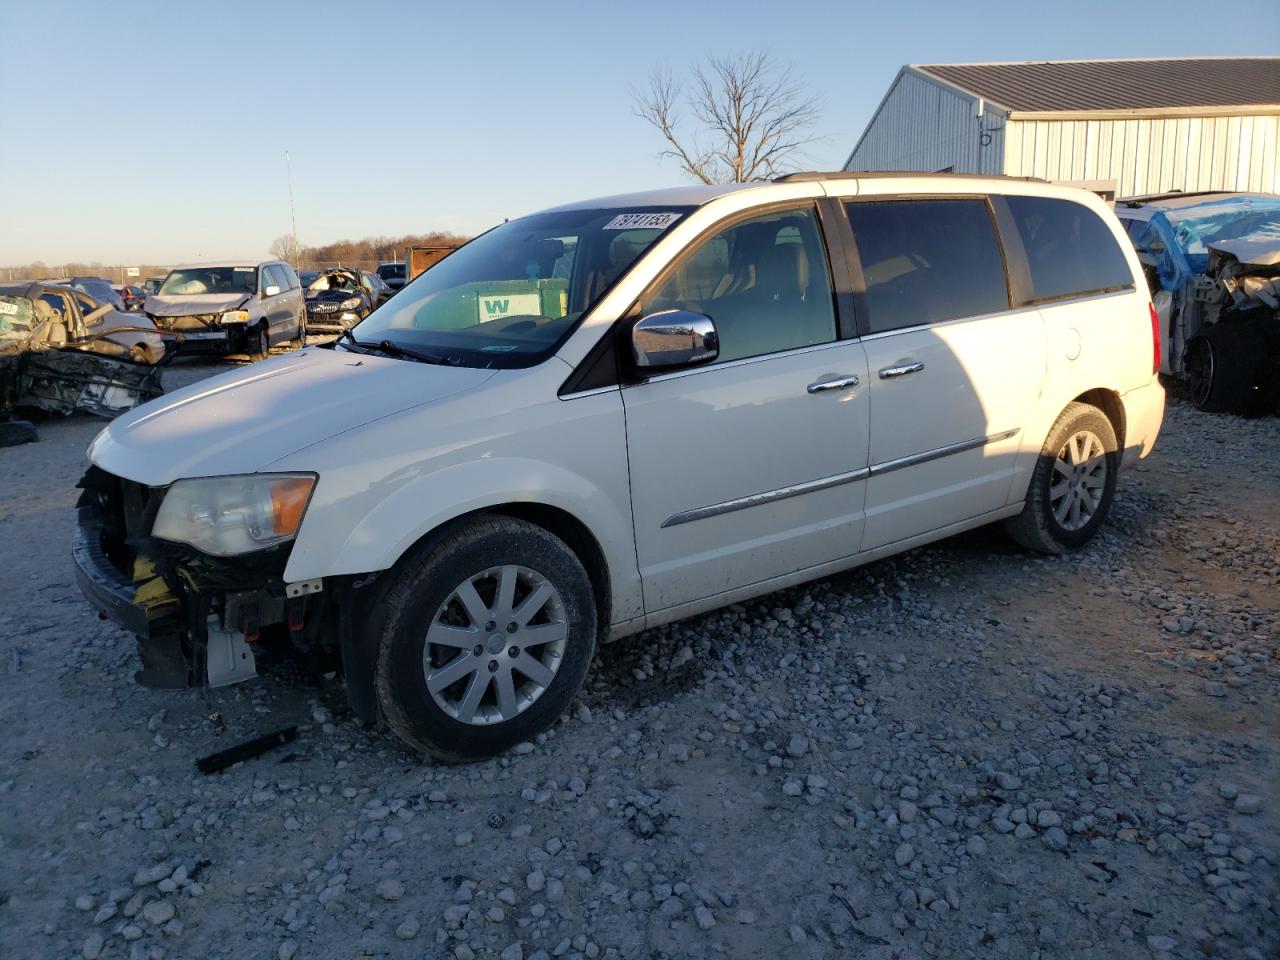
844, 57, 1280, 197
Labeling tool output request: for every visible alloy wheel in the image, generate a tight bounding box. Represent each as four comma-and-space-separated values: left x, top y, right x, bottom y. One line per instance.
1185, 337, 1214, 409
423, 565, 568, 725
1049, 429, 1107, 532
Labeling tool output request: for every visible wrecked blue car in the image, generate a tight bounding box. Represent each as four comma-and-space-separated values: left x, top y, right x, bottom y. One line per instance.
1116, 192, 1280, 414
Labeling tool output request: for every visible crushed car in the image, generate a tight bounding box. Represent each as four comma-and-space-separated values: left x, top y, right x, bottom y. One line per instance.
1117, 192, 1280, 414
302, 268, 378, 336
0, 282, 170, 418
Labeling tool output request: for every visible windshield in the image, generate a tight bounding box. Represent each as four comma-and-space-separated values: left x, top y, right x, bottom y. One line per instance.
1159, 197, 1280, 256
308, 271, 361, 293
347, 206, 690, 367
158, 266, 258, 296
377, 263, 405, 280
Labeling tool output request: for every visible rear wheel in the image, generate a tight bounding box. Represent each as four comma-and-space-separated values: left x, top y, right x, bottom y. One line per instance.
373, 517, 597, 761
290, 312, 308, 349
1004, 402, 1118, 554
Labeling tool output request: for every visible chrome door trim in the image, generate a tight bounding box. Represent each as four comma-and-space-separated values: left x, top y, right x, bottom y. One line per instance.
869, 428, 1021, 477
635, 339, 850, 385
878, 361, 924, 379
661, 468, 870, 528
807, 374, 860, 393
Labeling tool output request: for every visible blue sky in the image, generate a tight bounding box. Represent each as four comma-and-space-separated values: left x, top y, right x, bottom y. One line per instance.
2, 0, 1275, 265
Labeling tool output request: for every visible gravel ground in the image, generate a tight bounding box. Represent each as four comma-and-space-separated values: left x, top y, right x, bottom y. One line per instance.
1, 360, 1276, 960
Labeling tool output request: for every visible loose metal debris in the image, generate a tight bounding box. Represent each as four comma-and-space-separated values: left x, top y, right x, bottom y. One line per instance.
195, 725, 298, 774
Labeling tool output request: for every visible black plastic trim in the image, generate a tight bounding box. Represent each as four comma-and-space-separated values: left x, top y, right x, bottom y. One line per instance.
73, 513, 150, 638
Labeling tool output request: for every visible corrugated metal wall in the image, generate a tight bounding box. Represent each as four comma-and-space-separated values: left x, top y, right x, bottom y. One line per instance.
1003, 114, 1279, 195
845, 69, 1006, 174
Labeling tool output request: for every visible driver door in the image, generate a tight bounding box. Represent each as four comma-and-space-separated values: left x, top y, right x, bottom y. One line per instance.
622, 204, 871, 614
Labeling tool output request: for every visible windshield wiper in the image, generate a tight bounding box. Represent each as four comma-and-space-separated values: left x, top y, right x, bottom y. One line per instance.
358, 338, 455, 365
335, 328, 361, 351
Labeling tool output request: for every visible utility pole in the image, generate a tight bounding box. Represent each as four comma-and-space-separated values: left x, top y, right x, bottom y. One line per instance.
285, 150, 299, 266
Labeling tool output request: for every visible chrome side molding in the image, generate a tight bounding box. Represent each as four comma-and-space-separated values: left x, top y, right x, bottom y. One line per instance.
661, 428, 1021, 527
661, 468, 871, 528
868, 428, 1021, 477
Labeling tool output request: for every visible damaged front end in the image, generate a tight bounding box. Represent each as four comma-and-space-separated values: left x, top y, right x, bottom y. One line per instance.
74, 466, 340, 691
16, 347, 166, 417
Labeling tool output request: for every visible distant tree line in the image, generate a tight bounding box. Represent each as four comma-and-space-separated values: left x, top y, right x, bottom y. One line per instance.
274, 231, 470, 268
2, 229, 472, 284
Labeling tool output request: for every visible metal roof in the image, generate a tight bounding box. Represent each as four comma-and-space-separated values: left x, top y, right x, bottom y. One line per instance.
916, 57, 1280, 114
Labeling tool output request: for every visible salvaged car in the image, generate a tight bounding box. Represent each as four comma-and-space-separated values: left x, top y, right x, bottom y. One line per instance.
1117, 192, 1280, 414
303, 268, 376, 336
376, 261, 406, 292
0, 282, 169, 417
74, 174, 1163, 760
145, 260, 306, 358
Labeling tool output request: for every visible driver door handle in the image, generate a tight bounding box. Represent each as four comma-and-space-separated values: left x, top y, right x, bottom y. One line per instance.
807, 374, 860, 394
878, 360, 925, 379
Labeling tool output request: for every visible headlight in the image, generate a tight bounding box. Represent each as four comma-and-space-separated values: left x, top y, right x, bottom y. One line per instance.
340, 297, 362, 310
220, 310, 251, 324
152, 474, 316, 556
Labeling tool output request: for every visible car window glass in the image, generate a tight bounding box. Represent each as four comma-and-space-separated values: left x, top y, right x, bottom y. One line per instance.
1005, 196, 1134, 303
263, 265, 286, 292
642, 206, 836, 363
40, 292, 71, 316
73, 292, 102, 320
844, 199, 1009, 334
277, 264, 299, 289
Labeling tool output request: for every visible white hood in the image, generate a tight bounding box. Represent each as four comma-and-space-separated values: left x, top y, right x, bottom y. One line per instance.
88, 348, 497, 485
146, 292, 252, 316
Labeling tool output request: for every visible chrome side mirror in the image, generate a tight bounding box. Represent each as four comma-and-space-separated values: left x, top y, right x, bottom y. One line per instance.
263, 284, 282, 297
630, 310, 718, 370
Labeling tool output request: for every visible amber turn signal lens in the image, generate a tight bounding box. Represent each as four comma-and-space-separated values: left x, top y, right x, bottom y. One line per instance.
270, 476, 314, 535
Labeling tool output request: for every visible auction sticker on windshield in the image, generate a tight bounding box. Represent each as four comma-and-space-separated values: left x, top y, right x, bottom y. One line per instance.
478, 292, 542, 324
603, 212, 681, 230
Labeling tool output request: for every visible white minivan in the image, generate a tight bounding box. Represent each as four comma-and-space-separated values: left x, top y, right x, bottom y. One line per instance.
75, 173, 1164, 760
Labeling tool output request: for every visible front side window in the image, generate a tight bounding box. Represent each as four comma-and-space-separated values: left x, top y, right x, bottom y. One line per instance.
844, 199, 1009, 334
159, 266, 258, 296
640, 206, 836, 363
263, 265, 289, 292
1005, 195, 1134, 303
350, 206, 692, 368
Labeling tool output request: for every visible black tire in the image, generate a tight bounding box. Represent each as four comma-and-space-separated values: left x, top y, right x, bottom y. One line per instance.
372, 517, 597, 762
1004, 402, 1119, 554
1185, 324, 1265, 414
0, 420, 38, 447
291, 312, 308, 349
249, 323, 270, 360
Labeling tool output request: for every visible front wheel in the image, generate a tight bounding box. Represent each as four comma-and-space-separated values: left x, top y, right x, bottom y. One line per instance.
373, 517, 597, 761
249, 323, 270, 360
1004, 402, 1119, 554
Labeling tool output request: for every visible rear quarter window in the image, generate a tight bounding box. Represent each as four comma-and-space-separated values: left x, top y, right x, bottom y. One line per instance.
1005, 196, 1134, 303
844, 198, 1010, 334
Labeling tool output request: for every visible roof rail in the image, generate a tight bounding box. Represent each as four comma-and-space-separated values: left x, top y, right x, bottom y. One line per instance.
774, 170, 1047, 183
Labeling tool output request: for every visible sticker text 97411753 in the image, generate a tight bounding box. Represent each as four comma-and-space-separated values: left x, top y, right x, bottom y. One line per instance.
602, 212, 681, 231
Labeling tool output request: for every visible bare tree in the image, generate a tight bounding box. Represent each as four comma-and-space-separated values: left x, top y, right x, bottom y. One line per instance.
634, 51, 820, 184
270, 234, 301, 264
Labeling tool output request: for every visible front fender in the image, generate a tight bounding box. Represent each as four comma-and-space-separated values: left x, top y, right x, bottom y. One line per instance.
277, 382, 642, 624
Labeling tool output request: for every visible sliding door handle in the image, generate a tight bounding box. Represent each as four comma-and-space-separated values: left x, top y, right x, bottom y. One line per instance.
807, 374, 860, 394
878, 360, 925, 379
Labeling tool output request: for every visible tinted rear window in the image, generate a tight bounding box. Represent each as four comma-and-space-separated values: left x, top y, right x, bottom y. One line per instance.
844, 199, 1009, 334
1005, 196, 1134, 303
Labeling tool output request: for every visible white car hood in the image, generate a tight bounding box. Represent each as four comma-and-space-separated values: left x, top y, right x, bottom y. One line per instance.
88, 348, 496, 485
146, 293, 251, 316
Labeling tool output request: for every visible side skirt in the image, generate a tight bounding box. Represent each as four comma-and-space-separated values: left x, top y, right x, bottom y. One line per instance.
605, 503, 1024, 641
